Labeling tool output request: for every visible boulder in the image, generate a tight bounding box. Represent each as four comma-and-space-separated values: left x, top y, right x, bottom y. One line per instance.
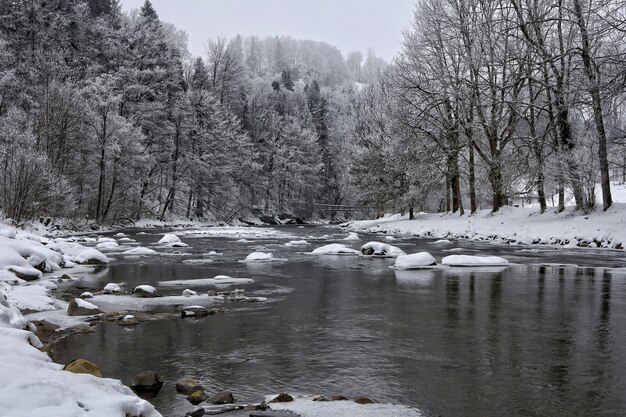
269, 393, 294, 403
68, 298, 101, 316
130, 371, 164, 394
187, 389, 207, 405
133, 285, 157, 297
181, 306, 214, 318
206, 391, 235, 404
207, 290, 217, 296
103, 283, 121, 294
117, 315, 139, 326
63, 359, 102, 377
354, 397, 375, 404
331, 395, 348, 401
176, 378, 203, 394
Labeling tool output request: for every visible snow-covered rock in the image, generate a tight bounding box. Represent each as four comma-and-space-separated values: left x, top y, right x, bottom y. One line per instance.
182, 289, 197, 297
158, 234, 181, 245
442, 255, 509, 266
343, 232, 360, 241
133, 285, 157, 297
361, 242, 406, 257
122, 247, 157, 255
311, 244, 360, 255
103, 283, 121, 294
285, 240, 310, 247
431, 239, 452, 245
393, 252, 438, 270
68, 298, 101, 316
244, 252, 274, 262
96, 241, 119, 250
164, 241, 189, 248
47, 241, 109, 265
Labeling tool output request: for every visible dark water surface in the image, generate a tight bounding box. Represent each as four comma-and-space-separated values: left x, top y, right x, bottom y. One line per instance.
52, 226, 626, 417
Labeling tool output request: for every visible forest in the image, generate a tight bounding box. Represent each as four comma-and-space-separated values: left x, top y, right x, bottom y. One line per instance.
0, 0, 625, 225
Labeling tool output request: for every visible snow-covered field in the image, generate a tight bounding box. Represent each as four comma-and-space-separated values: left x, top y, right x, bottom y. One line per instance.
347, 203, 626, 250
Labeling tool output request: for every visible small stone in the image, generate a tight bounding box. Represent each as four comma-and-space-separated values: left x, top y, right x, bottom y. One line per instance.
187, 389, 207, 405
63, 359, 102, 377
207, 290, 217, 296
181, 306, 214, 318
176, 378, 203, 394
130, 371, 164, 394
270, 393, 294, 403
354, 397, 375, 404
331, 395, 348, 401
133, 285, 157, 298
206, 391, 234, 404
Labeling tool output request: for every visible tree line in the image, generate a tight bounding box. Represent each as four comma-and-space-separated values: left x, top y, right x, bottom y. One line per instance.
0, 0, 624, 225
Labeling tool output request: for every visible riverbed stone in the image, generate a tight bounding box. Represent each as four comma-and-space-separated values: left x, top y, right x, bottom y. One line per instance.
206, 390, 235, 404
130, 371, 164, 394
176, 377, 203, 394
187, 389, 207, 405
180, 306, 213, 318
269, 393, 294, 403
207, 290, 217, 296
63, 358, 103, 377
67, 298, 101, 316
331, 395, 348, 401
354, 397, 375, 404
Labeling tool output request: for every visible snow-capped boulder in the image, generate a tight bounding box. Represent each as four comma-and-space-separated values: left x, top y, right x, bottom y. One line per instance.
165, 241, 189, 248
431, 239, 452, 245
158, 234, 181, 245
343, 232, 360, 241
244, 252, 274, 262
285, 240, 309, 247
311, 244, 360, 255
96, 241, 119, 250
80, 292, 94, 299
442, 255, 509, 266
123, 247, 157, 255
133, 285, 157, 298
48, 241, 109, 265
68, 298, 101, 316
182, 289, 197, 297
393, 252, 437, 270
103, 283, 121, 294
361, 242, 406, 257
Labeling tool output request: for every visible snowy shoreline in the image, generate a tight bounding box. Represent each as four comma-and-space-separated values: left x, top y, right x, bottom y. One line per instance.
345, 204, 626, 250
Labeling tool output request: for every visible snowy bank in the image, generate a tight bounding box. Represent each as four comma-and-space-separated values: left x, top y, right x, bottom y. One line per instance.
347, 204, 626, 250
0, 286, 160, 417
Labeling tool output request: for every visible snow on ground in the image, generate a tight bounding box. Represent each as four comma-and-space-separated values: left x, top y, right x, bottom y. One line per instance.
159, 275, 254, 287
442, 255, 510, 266
1, 282, 58, 312
269, 395, 423, 417
310, 243, 360, 255
347, 203, 626, 249
47, 241, 110, 264
392, 253, 438, 270
361, 242, 406, 257
0, 279, 160, 417
285, 240, 310, 247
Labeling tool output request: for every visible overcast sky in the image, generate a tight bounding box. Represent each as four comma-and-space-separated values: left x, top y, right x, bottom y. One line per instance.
120, 0, 415, 61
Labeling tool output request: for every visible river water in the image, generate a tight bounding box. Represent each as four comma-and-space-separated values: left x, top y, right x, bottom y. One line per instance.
52, 226, 626, 417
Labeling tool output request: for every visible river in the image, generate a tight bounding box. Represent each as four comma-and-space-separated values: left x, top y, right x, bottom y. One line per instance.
51, 225, 626, 417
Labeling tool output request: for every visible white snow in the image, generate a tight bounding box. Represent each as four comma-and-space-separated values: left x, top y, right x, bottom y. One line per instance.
0, 280, 161, 417
133, 285, 156, 294
159, 275, 254, 286
96, 240, 119, 250
80, 292, 94, 298
343, 232, 361, 241
285, 240, 310, 247
157, 234, 181, 244
103, 283, 121, 294
347, 203, 626, 250
431, 239, 452, 245
361, 242, 407, 257
442, 255, 510, 266
182, 289, 197, 296
269, 395, 423, 417
244, 251, 274, 262
122, 247, 157, 255
311, 244, 360, 255
392, 252, 438, 270
74, 298, 99, 310
47, 241, 110, 264
2, 283, 57, 312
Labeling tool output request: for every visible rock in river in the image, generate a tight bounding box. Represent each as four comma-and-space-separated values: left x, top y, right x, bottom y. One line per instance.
130, 371, 164, 394
63, 359, 102, 377
269, 393, 294, 403
176, 377, 203, 394
206, 390, 235, 404
67, 298, 101, 316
